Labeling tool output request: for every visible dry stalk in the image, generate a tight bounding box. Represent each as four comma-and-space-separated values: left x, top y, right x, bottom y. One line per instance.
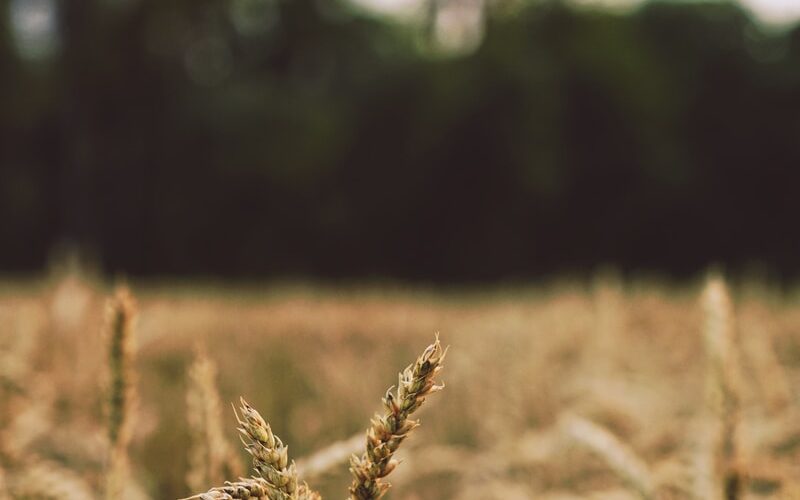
560, 413, 656, 500
347, 336, 447, 500
105, 286, 138, 500
295, 432, 363, 481
186, 348, 242, 492
701, 275, 742, 500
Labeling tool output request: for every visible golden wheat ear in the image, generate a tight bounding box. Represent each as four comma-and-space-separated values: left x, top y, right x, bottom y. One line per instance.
347, 335, 447, 500
185, 398, 320, 500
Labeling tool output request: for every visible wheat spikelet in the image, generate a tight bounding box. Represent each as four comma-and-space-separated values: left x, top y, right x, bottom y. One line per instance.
700, 275, 742, 500
347, 336, 447, 500
188, 477, 321, 500
186, 347, 242, 492
105, 286, 138, 500
560, 413, 656, 500
190, 476, 279, 499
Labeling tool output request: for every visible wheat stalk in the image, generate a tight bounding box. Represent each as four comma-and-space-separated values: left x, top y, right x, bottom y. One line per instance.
105, 286, 138, 500
186, 347, 242, 492
701, 275, 742, 500
295, 433, 363, 481
560, 413, 656, 499
347, 336, 447, 500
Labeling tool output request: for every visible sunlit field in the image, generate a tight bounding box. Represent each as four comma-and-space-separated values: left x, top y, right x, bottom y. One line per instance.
1, 272, 799, 499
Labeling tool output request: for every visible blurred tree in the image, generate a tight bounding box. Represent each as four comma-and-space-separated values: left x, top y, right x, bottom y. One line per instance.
1, 0, 799, 281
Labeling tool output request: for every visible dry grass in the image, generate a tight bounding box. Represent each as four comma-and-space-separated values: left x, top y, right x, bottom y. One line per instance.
0, 272, 798, 499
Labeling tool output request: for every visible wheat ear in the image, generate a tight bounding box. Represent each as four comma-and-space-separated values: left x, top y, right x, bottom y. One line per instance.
186, 348, 242, 492
235, 397, 300, 498
187, 398, 320, 500
701, 275, 742, 500
347, 336, 447, 500
105, 286, 138, 500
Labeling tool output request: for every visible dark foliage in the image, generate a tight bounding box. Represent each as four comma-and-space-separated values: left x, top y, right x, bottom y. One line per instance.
2, 0, 799, 282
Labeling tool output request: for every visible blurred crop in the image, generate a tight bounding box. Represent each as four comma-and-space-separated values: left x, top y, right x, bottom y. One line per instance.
1, 270, 798, 498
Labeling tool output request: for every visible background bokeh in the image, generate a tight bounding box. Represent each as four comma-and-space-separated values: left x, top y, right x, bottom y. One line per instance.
3, 5, 800, 498
2, 0, 800, 282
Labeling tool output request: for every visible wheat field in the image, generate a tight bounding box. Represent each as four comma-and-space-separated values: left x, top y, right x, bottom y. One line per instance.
0, 271, 799, 499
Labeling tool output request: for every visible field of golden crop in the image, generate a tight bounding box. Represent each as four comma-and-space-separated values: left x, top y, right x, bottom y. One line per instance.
1, 272, 799, 499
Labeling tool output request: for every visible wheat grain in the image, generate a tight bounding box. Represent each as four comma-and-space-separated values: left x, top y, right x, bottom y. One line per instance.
347, 335, 447, 500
